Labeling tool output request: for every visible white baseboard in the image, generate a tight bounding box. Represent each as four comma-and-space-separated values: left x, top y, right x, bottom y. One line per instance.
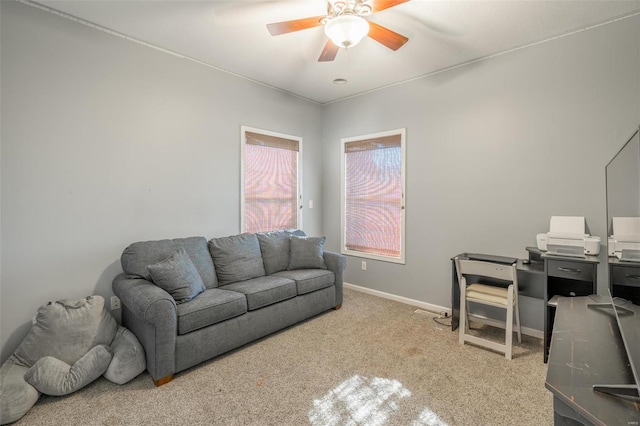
344, 282, 451, 316
343, 282, 543, 339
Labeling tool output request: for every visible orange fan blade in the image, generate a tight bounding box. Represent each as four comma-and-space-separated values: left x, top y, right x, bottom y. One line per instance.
267, 16, 325, 36
318, 39, 339, 62
367, 21, 408, 51
371, 0, 410, 13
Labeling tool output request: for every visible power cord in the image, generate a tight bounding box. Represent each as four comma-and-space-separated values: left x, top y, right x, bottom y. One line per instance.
432, 313, 451, 327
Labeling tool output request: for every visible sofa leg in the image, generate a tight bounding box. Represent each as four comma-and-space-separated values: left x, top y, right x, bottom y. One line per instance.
153, 374, 173, 386
334, 304, 342, 310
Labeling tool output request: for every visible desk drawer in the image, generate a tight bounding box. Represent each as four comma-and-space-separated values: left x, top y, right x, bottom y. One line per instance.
612, 265, 640, 288
547, 260, 594, 282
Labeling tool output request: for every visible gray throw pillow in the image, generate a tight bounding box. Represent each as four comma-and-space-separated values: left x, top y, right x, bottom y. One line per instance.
147, 247, 205, 304
208, 233, 266, 285
25, 345, 113, 396
257, 229, 308, 275
288, 236, 327, 270
121, 237, 217, 288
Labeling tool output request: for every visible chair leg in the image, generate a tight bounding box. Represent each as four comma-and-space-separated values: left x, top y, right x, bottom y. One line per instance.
505, 287, 514, 360
459, 298, 467, 345
514, 293, 522, 344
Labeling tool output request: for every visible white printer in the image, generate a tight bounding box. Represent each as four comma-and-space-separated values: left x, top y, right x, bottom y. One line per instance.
536, 216, 600, 257
608, 217, 640, 261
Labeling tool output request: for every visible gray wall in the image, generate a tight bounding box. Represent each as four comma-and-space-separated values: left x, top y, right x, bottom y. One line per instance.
321, 15, 640, 331
0, 1, 322, 362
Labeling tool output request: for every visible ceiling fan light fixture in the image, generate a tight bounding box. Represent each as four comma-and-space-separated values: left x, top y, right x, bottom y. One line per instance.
324, 15, 370, 49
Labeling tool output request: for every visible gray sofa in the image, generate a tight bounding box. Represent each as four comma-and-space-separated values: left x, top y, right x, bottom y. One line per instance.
112, 230, 346, 385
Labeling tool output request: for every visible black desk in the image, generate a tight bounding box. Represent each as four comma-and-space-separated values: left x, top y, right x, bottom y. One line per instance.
545, 296, 640, 425
609, 257, 640, 305
543, 252, 599, 363
451, 251, 546, 331
451, 248, 598, 363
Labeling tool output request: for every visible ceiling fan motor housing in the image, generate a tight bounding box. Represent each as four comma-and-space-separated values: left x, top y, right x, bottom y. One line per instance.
325, 0, 373, 20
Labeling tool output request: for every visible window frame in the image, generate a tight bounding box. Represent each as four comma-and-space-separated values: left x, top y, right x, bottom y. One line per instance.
340, 128, 406, 264
240, 125, 303, 233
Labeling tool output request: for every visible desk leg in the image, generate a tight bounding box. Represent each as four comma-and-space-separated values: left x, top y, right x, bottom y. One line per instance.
451, 259, 460, 331
553, 396, 590, 425
544, 305, 555, 364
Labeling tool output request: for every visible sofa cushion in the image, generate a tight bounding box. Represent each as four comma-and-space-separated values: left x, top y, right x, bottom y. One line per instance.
272, 269, 335, 295
176, 288, 248, 335
208, 233, 266, 285
223, 276, 296, 311
256, 230, 291, 275
147, 248, 206, 304
121, 237, 218, 288
288, 236, 327, 270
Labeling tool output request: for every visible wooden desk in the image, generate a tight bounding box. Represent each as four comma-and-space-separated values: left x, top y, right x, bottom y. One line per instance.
545, 296, 640, 425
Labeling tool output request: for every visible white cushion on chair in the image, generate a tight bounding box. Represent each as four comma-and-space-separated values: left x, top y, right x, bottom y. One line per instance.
466, 284, 509, 305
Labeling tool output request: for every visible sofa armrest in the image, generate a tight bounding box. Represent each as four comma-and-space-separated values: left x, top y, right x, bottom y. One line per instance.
323, 251, 346, 307
112, 273, 177, 383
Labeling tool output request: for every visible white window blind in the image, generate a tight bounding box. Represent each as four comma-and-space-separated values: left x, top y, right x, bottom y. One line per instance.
242, 128, 301, 233
342, 130, 405, 263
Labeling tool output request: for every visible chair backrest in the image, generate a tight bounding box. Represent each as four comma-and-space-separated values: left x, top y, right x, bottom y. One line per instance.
455, 258, 518, 287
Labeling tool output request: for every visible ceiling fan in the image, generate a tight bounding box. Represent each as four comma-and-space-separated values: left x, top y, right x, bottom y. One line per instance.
266, 0, 410, 62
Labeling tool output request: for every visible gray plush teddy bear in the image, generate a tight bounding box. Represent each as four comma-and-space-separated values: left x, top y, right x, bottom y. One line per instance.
0, 296, 145, 424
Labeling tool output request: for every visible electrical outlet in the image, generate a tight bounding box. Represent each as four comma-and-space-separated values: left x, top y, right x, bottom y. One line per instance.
110, 296, 121, 310
309, 200, 314, 209
361, 261, 367, 271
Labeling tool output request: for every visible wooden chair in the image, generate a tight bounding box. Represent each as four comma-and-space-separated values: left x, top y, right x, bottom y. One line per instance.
455, 257, 521, 360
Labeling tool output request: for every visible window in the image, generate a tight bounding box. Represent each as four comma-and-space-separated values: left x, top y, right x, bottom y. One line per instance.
241, 126, 302, 233
341, 129, 406, 263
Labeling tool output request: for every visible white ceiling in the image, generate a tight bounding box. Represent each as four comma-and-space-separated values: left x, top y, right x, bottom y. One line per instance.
32, 0, 640, 104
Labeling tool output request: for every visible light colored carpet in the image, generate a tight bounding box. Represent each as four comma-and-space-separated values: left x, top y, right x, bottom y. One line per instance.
15, 288, 552, 425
